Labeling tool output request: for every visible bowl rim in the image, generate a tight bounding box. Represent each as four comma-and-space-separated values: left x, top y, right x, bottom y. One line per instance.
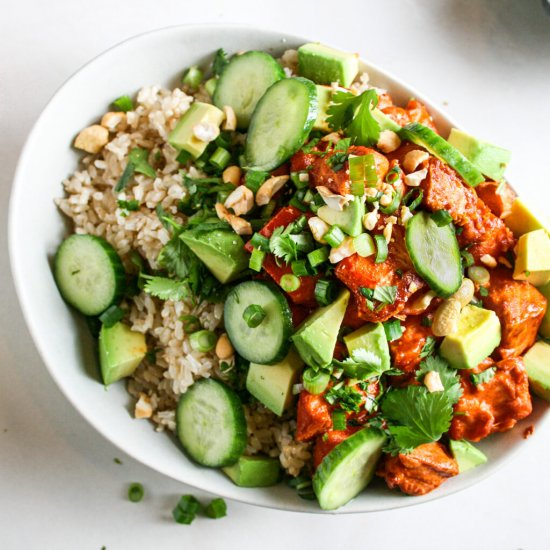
8, 22, 547, 514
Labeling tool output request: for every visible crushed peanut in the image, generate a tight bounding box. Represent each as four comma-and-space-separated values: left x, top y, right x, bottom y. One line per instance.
215, 202, 252, 235
424, 371, 445, 393
215, 333, 234, 360
363, 208, 380, 231
317, 186, 352, 211
74, 124, 109, 154
480, 254, 497, 268
408, 290, 437, 314
222, 105, 237, 131
308, 216, 329, 243
224, 185, 254, 216
400, 205, 414, 225
134, 393, 153, 419
404, 168, 428, 187
100, 112, 127, 132
383, 222, 393, 243
403, 150, 430, 173
377, 130, 402, 153
256, 175, 289, 206
222, 165, 242, 186
329, 237, 356, 263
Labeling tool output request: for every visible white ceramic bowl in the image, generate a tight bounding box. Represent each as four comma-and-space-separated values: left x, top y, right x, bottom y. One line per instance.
9, 24, 547, 513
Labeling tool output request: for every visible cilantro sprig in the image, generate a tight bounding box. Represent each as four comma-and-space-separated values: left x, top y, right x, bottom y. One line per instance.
333, 348, 387, 380
326, 89, 381, 146
360, 285, 397, 311
115, 148, 156, 192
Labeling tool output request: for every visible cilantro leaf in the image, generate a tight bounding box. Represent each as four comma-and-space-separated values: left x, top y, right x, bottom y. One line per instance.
470, 366, 497, 387
212, 48, 229, 76
381, 386, 454, 455
333, 348, 386, 380
117, 199, 140, 212
326, 90, 380, 146
383, 319, 403, 342
269, 226, 298, 264
416, 355, 463, 405
325, 138, 351, 171
142, 275, 189, 301
179, 174, 232, 214
373, 285, 397, 305
115, 148, 156, 192
325, 382, 363, 412
420, 335, 437, 358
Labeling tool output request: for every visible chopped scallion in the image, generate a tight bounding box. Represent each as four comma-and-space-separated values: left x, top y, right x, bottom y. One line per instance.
479, 286, 489, 297
302, 368, 331, 395
249, 248, 266, 272
205, 498, 227, 519
431, 209, 453, 227
332, 410, 347, 431
291, 259, 310, 277
243, 304, 266, 328
113, 95, 134, 112
307, 246, 329, 268
461, 249, 475, 268
189, 330, 217, 352
128, 483, 144, 503
261, 200, 277, 219
245, 170, 269, 193
380, 190, 402, 215
350, 181, 365, 196
324, 225, 345, 248
98, 305, 126, 328
182, 65, 203, 90
374, 234, 388, 263
290, 170, 310, 189
348, 154, 378, 187
280, 274, 301, 293
180, 314, 201, 334
315, 278, 338, 306
172, 495, 202, 525
353, 233, 375, 258
250, 233, 270, 250
383, 318, 403, 342
210, 147, 231, 169
289, 195, 308, 212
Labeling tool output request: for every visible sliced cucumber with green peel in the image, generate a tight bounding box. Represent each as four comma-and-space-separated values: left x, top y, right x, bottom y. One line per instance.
54, 234, 125, 316
176, 379, 247, 468
313, 427, 386, 510
213, 51, 285, 129
405, 211, 463, 297
224, 280, 293, 364
372, 108, 402, 133
244, 77, 318, 171
400, 122, 485, 187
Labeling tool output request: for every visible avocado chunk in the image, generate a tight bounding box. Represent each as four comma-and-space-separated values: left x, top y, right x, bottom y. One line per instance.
449, 440, 488, 473
513, 229, 550, 287
180, 229, 249, 284
505, 198, 550, 238
537, 281, 550, 338
524, 341, 550, 401
246, 348, 304, 416
447, 128, 511, 181
371, 108, 402, 133
344, 322, 391, 372
314, 85, 333, 132
222, 456, 280, 487
292, 290, 350, 369
99, 322, 147, 385
317, 197, 365, 237
297, 43, 359, 88
168, 102, 224, 158
440, 305, 501, 369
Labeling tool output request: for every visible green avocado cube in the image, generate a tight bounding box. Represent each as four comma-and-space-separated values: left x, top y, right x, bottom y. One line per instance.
292, 290, 350, 369
317, 197, 365, 237
222, 456, 280, 487
168, 102, 224, 158
537, 282, 550, 338
449, 440, 488, 473
298, 43, 359, 88
99, 322, 147, 385
344, 322, 390, 372
180, 229, 249, 284
513, 229, 550, 287
524, 341, 550, 401
246, 348, 304, 416
440, 305, 501, 369
447, 128, 511, 182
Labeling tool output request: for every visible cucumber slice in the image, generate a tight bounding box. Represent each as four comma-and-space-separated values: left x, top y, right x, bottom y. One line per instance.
244, 77, 318, 171
405, 211, 463, 297
213, 51, 285, 129
176, 379, 247, 468
400, 122, 485, 187
313, 427, 386, 510
54, 234, 125, 316
224, 280, 293, 365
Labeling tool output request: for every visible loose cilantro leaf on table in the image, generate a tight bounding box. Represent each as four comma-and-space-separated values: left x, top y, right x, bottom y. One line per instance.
326, 89, 381, 146
381, 386, 455, 455
416, 355, 463, 405
470, 366, 497, 387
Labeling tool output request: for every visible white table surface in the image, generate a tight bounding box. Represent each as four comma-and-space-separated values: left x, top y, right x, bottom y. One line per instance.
2, 1, 550, 548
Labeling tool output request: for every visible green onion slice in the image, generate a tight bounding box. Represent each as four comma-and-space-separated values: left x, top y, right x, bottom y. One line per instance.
374, 234, 389, 263
431, 209, 453, 227
182, 66, 203, 90
307, 246, 329, 268
380, 190, 402, 215
331, 410, 347, 431
303, 368, 331, 395
189, 330, 217, 352
180, 314, 201, 334
324, 225, 345, 248
250, 233, 270, 250
205, 498, 227, 519
243, 304, 267, 328
315, 279, 338, 306
210, 147, 231, 169
353, 233, 376, 258
128, 483, 144, 503
291, 259, 310, 277
280, 274, 301, 293
249, 248, 266, 272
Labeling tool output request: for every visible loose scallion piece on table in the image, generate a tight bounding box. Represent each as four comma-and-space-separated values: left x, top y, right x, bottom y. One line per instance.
128, 483, 144, 503
189, 330, 217, 352
205, 498, 227, 519
172, 495, 202, 525
242, 304, 266, 328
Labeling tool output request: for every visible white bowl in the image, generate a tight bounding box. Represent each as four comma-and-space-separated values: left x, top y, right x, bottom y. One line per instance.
8, 24, 547, 513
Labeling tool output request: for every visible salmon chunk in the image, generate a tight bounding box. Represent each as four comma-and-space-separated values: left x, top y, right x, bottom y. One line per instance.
377, 442, 458, 496
476, 181, 516, 219
389, 315, 434, 373
483, 268, 546, 359
295, 391, 332, 442
450, 357, 532, 442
